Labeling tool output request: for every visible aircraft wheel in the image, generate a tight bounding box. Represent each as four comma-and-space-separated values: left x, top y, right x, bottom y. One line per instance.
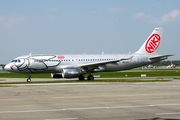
87, 75, 94, 80
78, 75, 85, 80
27, 78, 31, 82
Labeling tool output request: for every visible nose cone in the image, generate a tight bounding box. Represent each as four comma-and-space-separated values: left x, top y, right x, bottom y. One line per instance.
4, 64, 12, 71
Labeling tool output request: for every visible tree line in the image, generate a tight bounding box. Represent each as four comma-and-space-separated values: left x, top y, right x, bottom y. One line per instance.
153, 60, 180, 66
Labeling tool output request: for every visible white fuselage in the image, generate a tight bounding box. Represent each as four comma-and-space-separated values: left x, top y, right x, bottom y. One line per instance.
4, 54, 158, 74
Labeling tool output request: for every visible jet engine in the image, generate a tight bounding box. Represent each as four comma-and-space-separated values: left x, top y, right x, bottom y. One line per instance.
62, 68, 81, 78
51, 73, 63, 78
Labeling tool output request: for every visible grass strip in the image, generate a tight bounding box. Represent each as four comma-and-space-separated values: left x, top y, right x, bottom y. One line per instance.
1, 70, 180, 78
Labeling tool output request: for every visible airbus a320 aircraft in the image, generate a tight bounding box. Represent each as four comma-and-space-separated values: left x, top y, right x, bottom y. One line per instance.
5, 28, 173, 82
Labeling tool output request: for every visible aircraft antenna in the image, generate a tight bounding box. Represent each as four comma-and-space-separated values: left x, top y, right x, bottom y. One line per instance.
28, 53, 32, 58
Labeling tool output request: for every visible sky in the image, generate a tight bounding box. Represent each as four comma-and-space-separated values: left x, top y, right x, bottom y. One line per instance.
0, 0, 180, 63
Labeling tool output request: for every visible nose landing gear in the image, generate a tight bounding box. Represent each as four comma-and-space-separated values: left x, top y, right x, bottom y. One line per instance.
27, 74, 31, 82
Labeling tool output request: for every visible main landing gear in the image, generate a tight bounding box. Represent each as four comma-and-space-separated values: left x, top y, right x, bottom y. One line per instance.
87, 75, 94, 80
27, 74, 31, 82
78, 75, 94, 80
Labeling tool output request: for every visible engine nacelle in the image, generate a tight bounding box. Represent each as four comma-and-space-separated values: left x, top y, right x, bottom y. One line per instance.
62, 68, 81, 78
51, 73, 63, 78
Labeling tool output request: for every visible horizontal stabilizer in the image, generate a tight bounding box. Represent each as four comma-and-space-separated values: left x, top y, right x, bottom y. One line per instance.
149, 55, 174, 61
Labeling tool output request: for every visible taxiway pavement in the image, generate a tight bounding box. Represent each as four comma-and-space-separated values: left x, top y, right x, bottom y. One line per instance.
0, 78, 180, 120
0, 76, 174, 83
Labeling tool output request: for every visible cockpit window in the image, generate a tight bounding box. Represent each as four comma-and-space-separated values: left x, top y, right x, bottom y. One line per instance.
11, 59, 21, 63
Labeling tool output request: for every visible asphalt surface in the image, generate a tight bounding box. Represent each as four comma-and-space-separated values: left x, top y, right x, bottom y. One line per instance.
0, 78, 180, 120
0, 76, 174, 83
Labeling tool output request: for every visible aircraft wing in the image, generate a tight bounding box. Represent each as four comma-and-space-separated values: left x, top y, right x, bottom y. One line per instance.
75, 56, 133, 69
149, 55, 174, 61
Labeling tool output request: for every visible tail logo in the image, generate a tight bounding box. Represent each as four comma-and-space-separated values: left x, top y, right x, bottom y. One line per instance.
145, 34, 161, 53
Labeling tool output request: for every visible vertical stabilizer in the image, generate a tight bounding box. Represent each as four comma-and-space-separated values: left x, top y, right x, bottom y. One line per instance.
135, 28, 163, 55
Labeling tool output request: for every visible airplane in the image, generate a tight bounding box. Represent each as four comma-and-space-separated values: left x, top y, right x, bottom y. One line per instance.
4, 28, 173, 82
